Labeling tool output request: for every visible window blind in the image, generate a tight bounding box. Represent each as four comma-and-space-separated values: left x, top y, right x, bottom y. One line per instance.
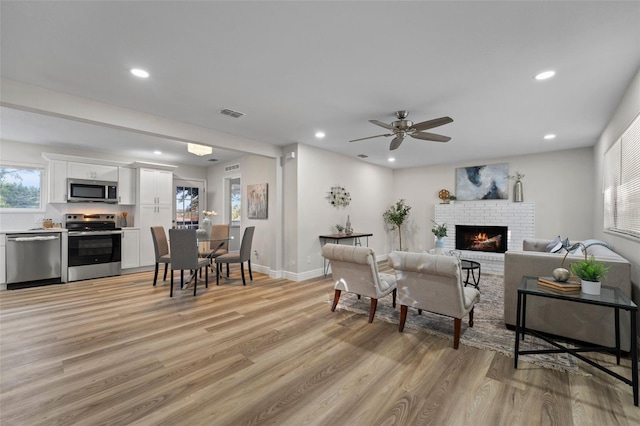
604, 113, 640, 238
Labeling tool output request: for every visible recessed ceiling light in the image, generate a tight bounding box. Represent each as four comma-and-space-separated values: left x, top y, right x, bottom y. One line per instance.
544, 134, 556, 140
153, 150, 162, 155
535, 70, 555, 80
130, 68, 149, 78
388, 157, 395, 162
315, 131, 325, 139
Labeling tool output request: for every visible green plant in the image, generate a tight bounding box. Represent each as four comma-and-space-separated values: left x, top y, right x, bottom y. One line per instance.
448, 194, 457, 201
431, 220, 447, 238
570, 255, 610, 282
383, 199, 411, 250
335, 224, 344, 232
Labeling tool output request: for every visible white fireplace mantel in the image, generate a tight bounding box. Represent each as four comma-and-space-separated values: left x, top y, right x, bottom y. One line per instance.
434, 202, 535, 274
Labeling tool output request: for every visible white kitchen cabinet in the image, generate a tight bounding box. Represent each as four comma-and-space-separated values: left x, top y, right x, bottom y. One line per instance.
137, 204, 172, 266
67, 162, 118, 181
48, 160, 68, 203
118, 167, 136, 205
138, 168, 173, 205
121, 229, 140, 269
136, 167, 173, 267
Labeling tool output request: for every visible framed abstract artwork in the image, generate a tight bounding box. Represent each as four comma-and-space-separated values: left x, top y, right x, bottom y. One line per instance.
247, 183, 268, 219
455, 163, 509, 200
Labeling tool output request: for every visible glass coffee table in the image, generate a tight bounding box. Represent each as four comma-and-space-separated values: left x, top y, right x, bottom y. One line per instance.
460, 259, 481, 289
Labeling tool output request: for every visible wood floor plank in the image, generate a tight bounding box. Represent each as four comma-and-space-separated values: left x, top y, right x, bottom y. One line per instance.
1, 266, 639, 425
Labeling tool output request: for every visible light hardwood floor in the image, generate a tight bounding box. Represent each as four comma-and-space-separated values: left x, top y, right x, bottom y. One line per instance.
1, 266, 639, 425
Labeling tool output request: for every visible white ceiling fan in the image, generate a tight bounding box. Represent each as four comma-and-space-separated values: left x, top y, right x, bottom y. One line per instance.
350, 110, 453, 150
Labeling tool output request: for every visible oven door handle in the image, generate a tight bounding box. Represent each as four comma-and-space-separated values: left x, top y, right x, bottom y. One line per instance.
68, 231, 123, 236
7, 235, 60, 242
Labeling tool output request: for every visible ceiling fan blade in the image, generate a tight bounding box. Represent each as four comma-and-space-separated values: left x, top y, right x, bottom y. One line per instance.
349, 133, 393, 142
389, 135, 404, 150
410, 132, 451, 142
369, 119, 394, 130
411, 116, 453, 132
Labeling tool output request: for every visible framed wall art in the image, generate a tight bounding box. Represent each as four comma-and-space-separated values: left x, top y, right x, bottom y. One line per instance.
247, 183, 268, 219
455, 163, 509, 200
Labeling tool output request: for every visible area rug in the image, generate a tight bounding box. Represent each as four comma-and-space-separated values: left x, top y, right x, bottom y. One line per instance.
334, 274, 587, 375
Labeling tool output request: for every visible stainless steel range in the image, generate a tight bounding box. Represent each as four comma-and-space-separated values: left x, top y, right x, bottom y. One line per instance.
65, 213, 122, 282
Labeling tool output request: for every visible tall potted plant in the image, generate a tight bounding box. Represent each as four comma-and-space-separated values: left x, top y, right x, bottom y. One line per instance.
383, 199, 411, 251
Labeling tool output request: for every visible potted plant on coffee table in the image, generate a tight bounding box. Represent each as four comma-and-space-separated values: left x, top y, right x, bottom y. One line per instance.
570, 255, 610, 295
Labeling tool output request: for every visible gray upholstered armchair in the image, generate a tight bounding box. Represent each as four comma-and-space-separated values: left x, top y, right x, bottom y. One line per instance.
321, 243, 397, 323
388, 251, 480, 349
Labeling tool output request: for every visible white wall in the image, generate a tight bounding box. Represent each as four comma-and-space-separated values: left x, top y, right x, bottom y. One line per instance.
593, 66, 640, 333
206, 153, 277, 275
393, 147, 595, 252
291, 143, 394, 280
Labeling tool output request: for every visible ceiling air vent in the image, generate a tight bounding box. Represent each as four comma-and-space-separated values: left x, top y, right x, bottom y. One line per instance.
225, 164, 240, 172
357, 154, 369, 158
220, 108, 245, 118
208, 158, 219, 162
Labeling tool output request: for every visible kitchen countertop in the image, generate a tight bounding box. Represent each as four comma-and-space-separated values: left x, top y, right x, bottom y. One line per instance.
0, 228, 68, 234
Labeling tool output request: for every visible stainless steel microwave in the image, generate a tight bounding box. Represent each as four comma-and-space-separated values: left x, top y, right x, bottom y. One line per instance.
67, 179, 118, 203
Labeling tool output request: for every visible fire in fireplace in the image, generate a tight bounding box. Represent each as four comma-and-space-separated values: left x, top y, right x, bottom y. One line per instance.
455, 225, 508, 253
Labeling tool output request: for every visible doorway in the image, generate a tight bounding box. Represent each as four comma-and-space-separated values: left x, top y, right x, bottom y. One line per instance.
226, 176, 241, 251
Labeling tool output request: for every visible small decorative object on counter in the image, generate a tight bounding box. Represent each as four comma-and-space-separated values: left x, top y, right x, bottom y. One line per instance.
42, 219, 53, 228
120, 212, 128, 227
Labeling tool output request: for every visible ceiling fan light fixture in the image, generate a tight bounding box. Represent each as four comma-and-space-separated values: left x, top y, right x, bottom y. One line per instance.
130, 68, 149, 78
315, 131, 325, 138
187, 143, 213, 156
544, 134, 556, 140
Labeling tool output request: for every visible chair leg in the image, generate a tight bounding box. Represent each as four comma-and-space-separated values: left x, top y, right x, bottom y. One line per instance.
216, 263, 220, 286
205, 266, 208, 288
453, 318, 462, 349
418, 309, 423, 315
193, 271, 198, 296
248, 260, 253, 281
170, 269, 174, 297
392, 288, 397, 308
469, 307, 474, 328
331, 289, 341, 311
163, 264, 168, 281
180, 270, 184, 287
368, 298, 378, 323
153, 263, 159, 286
399, 305, 408, 332
241, 263, 246, 286
226, 263, 229, 277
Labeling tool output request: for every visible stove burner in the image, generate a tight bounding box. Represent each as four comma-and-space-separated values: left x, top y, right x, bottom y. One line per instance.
65, 213, 120, 232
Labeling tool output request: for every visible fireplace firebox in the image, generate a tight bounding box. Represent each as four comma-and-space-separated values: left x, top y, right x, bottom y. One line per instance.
455, 225, 508, 253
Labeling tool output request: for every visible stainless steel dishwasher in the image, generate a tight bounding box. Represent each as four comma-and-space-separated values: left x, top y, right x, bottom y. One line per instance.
6, 233, 62, 289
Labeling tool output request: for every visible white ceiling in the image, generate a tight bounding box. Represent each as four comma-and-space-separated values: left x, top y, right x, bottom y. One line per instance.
1, 1, 639, 169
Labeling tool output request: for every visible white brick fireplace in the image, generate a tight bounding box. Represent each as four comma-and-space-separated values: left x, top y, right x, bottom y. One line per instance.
434, 202, 535, 275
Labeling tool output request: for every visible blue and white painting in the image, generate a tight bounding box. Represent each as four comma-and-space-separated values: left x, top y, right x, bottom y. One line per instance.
456, 163, 509, 200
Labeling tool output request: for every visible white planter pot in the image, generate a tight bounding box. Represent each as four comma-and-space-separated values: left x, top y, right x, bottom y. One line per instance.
581, 279, 601, 295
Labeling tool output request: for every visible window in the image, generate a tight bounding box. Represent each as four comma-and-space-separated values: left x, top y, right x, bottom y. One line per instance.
0, 165, 44, 211
175, 185, 200, 229
230, 178, 241, 227
603, 113, 640, 238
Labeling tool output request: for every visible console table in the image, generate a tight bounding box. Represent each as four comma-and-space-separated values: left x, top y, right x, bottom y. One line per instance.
514, 275, 638, 406
319, 233, 373, 276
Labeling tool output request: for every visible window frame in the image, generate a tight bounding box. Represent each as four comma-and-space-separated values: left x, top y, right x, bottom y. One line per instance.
0, 161, 46, 213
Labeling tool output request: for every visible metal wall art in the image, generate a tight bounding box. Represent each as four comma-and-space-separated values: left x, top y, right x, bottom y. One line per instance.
327, 185, 351, 208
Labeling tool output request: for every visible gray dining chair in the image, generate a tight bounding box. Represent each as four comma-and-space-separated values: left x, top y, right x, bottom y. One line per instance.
215, 226, 255, 286
168, 228, 210, 297
150, 226, 171, 286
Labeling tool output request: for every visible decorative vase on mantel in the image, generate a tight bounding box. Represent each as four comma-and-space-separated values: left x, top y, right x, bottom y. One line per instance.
513, 179, 524, 202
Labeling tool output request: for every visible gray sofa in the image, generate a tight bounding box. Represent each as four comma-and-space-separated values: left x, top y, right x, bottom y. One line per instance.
503, 238, 632, 351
